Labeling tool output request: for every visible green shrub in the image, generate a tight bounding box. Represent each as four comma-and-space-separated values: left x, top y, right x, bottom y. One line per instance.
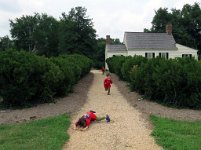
121, 56, 147, 81
93, 60, 104, 69
59, 54, 92, 77
50, 56, 81, 96
0, 49, 63, 106
0, 50, 92, 107
106, 56, 126, 79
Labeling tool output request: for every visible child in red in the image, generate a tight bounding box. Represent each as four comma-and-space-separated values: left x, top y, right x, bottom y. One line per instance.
104, 73, 112, 95
73, 110, 110, 130
101, 66, 105, 75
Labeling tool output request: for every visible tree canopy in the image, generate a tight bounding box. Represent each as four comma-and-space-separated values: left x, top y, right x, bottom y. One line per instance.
58, 7, 97, 58
8, 7, 97, 58
0, 36, 14, 51
10, 13, 59, 56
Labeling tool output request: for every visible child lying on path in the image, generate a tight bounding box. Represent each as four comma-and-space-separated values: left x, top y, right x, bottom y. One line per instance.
73, 110, 110, 131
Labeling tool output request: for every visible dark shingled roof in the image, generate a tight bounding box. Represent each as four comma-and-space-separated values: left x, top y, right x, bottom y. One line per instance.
124, 32, 177, 50
107, 44, 127, 52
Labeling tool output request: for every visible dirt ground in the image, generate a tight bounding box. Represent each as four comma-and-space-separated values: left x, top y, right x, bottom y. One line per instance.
63, 70, 161, 150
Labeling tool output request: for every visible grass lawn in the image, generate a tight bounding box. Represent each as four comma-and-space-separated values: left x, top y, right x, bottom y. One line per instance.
150, 115, 201, 150
0, 114, 71, 150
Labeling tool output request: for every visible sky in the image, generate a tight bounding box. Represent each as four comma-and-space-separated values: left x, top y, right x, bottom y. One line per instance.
0, 0, 200, 40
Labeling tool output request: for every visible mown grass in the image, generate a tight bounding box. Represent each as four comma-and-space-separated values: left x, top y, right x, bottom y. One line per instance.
0, 114, 71, 150
151, 115, 201, 150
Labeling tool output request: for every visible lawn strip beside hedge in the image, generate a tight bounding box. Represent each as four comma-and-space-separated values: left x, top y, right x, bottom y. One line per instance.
0, 114, 70, 150
151, 115, 201, 150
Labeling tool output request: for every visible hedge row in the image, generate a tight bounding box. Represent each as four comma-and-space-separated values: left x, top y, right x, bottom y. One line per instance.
0, 50, 92, 106
106, 56, 201, 109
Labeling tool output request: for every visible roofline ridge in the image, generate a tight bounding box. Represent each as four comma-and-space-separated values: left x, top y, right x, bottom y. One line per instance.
124, 32, 168, 34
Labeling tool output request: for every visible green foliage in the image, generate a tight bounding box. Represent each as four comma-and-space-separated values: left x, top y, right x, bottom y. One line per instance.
0, 50, 92, 106
50, 57, 79, 96
59, 54, 92, 77
10, 13, 59, 57
58, 7, 97, 58
93, 38, 106, 69
106, 55, 201, 109
106, 56, 126, 79
50, 54, 92, 96
0, 49, 62, 106
150, 8, 172, 32
121, 56, 147, 81
9, 7, 98, 59
0, 114, 70, 150
10, 14, 38, 51
151, 115, 201, 150
33, 14, 59, 56
0, 36, 14, 51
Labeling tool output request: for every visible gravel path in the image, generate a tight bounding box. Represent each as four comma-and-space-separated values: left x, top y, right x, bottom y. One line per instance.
63, 70, 161, 150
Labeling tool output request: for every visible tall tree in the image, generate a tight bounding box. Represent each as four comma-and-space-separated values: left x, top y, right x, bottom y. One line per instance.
0, 36, 14, 51
58, 7, 97, 58
10, 13, 59, 56
10, 14, 38, 51
146, 8, 172, 32
33, 13, 59, 56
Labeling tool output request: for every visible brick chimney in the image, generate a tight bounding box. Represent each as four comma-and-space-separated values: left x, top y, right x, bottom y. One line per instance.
106, 35, 112, 44
166, 23, 172, 35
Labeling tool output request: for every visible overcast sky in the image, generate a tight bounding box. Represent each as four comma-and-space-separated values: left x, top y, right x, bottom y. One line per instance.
0, 0, 200, 40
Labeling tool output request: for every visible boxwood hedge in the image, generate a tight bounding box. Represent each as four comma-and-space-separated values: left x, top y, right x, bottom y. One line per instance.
0, 50, 92, 106
106, 55, 201, 109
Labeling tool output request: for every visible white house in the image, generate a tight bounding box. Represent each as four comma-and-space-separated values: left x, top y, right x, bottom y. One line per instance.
105, 24, 198, 68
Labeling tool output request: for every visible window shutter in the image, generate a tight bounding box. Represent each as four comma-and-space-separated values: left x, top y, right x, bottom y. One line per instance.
153, 53, 155, 58
159, 53, 161, 58
145, 53, 147, 58
166, 53, 169, 59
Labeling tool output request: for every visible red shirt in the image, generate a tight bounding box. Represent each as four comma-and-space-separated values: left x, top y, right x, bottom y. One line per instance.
84, 111, 97, 127
101, 67, 105, 72
104, 77, 112, 89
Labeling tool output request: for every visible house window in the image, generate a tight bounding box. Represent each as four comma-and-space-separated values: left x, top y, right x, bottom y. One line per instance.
159, 52, 169, 59
145, 53, 155, 59
182, 54, 192, 58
